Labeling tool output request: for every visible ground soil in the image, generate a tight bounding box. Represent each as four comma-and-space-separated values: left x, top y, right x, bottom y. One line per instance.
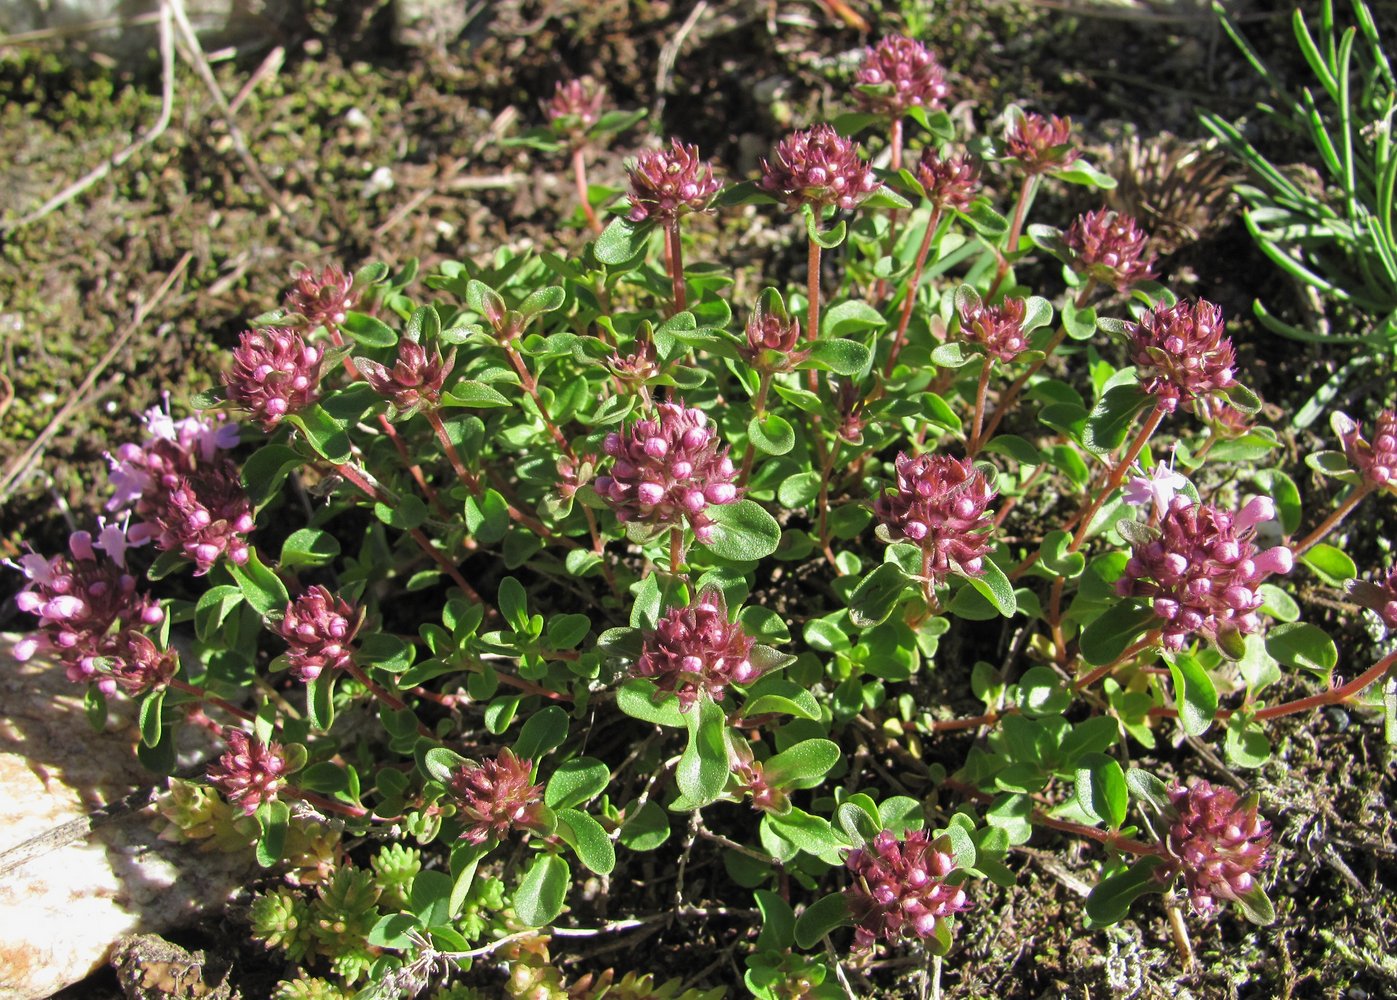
4, 1, 1396, 997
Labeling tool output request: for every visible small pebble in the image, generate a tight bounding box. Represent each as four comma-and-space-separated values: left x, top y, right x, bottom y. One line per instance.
344, 107, 371, 130
1325, 707, 1351, 732
361, 166, 394, 199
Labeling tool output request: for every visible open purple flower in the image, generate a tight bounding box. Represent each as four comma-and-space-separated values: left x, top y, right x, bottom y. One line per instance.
634, 588, 757, 709
207, 728, 289, 816
759, 125, 879, 212
845, 829, 970, 949
626, 139, 721, 224
1162, 781, 1271, 915
874, 453, 996, 582
285, 265, 356, 330
1063, 208, 1156, 291
1128, 299, 1238, 417
224, 327, 325, 430
594, 402, 740, 543
448, 749, 549, 845
280, 586, 363, 683
854, 35, 949, 118
1116, 495, 1293, 651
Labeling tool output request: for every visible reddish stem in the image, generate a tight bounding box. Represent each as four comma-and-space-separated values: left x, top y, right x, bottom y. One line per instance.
967, 357, 994, 456
291, 786, 370, 820
883, 206, 941, 378
343, 660, 433, 738
168, 677, 256, 723
987, 176, 1037, 301
1072, 631, 1163, 692
666, 220, 688, 316
572, 146, 603, 235
1291, 483, 1375, 557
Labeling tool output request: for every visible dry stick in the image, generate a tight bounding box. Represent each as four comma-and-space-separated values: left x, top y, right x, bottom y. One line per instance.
571, 146, 603, 235
0, 252, 193, 502
2, 2, 173, 234
1291, 483, 1376, 557
882, 206, 942, 378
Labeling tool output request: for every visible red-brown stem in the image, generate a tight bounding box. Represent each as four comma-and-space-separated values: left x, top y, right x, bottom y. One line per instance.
572, 146, 602, 235
987, 176, 1037, 301
815, 438, 843, 569
1072, 631, 1163, 692
738, 371, 774, 486
495, 668, 572, 701
291, 786, 371, 820
883, 206, 942, 378
927, 710, 1001, 732
1291, 483, 1375, 557
943, 778, 1162, 856
669, 526, 685, 579
499, 343, 573, 454
1069, 404, 1167, 554
343, 660, 432, 737
967, 358, 994, 456
889, 117, 904, 174
382, 414, 448, 517
666, 220, 688, 315
424, 408, 483, 496
168, 677, 256, 723
805, 233, 829, 473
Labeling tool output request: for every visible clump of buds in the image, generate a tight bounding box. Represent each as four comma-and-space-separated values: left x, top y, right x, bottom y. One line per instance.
1333, 409, 1397, 488
225, 328, 325, 430
733, 758, 788, 814
854, 35, 949, 118
10, 529, 164, 688
285, 266, 356, 330
1345, 564, 1397, 629
1162, 781, 1271, 915
594, 403, 740, 544
356, 338, 455, 416
743, 295, 806, 371
626, 139, 722, 224
280, 586, 363, 683
874, 453, 996, 582
207, 728, 290, 815
1004, 111, 1078, 175
759, 125, 879, 212
546, 77, 606, 137
1117, 495, 1293, 651
959, 295, 1028, 364
1128, 299, 1237, 417
105, 630, 179, 696
447, 749, 549, 845
916, 150, 981, 211
844, 830, 970, 949
1063, 208, 1156, 291
634, 588, 758, 708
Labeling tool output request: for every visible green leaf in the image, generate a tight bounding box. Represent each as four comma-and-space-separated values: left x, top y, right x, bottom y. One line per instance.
702, 499, 781, 561
514, 705, 570, 761
1083, 382, 1150, 455
1299, 543, 1357, 585
763, 739, 841, 786
848, 562, 915, 629
594, 217, 654, 265
341, 310, 397, 348
194, 585, 243, 642
411, 869, 454, 928
929, 342, 973, 368
615, 679, 686, 727
442, 380, 514, 409
498, 577, 529, 633
1125, 767, 1171, 811
1079, 603, 1156, 666
254, 799, 291, 868
280, 528, 340, 569
519, 285, 566, 318
1039, 530, 1086, 579
514, 854, 570, 927
967, 561, 1017, 617
1074, 752, 1128, 828
1167, 651, 1219, 736
804, 207, 847, 249
545, 758, 611, 809
306, 670, 336, 732
464, 488, 510, 545
422, 747, 468, 785
373, 494, 428, 531
287, 405, 350, 464
794, 893, 850, 948
1016, 666, 1070, 717
676, 695, 730, 808
242, 444, 303, 509
801, 338, 872, 376
1223, 714, 1271, 769
1265, 622, 1338, 676
555, 808, 616, 875
820, 300, 885, 338
618, 800, 671, 851
778, 471, 821, 508
138, 687, 165, 748
1085, 857, 1166, 924
747, 412, 795, 456
1233, 885, 1276, 925
228, 548, 289, 618
862, 186, 914, 210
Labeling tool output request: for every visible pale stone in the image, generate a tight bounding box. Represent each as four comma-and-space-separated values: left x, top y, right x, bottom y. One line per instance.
0, 635, 253, 1000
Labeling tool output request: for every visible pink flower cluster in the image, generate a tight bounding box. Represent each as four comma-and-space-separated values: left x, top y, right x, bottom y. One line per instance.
959, 296, 1028, 364
1063, 208, 1156, 291
1128, 299, 1237, 417
356, 339, 454, 414
1117, 496, 1293, 651
634, 589, 758, 708
11, 530, 167, 693
626, 139, 722, 224
285, 265, 355, 330
743, 301, 805, 371
448, 749, 548, 845
759, 125, 879, 212
224, 327, 326, 430
595, 403, 740, 544
733, 758, 788, 814
1163, 781, 1271, 914
916, 150, 980, 211
854, 35, 949, 118
844, 829, 970, 949
874, 453, 997, 582
546, 78, 606, 134
106, 402, 251, 575
1334, 409, 1397, 488
207, 728, 289, 816
280, 586, 363, 683
1004, 111, 1078, 174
